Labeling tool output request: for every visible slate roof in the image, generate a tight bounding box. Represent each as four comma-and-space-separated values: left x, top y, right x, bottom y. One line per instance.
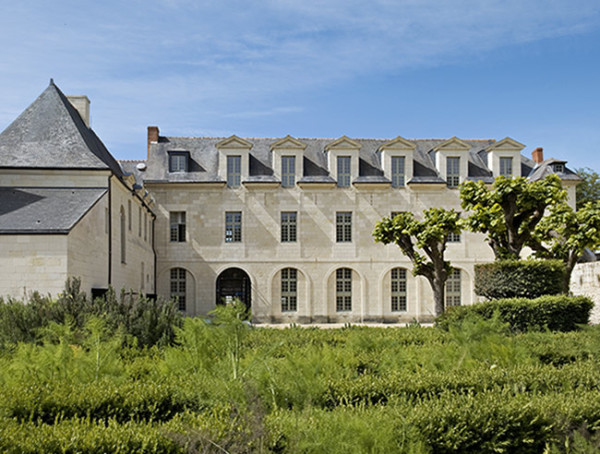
0, 81, 124, 177
528, 158, 581, 182
142, 136, 500, 184
0, 187, 107, 233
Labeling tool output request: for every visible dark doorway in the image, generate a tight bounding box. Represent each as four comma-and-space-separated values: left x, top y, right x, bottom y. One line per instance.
216, 268, 251, 310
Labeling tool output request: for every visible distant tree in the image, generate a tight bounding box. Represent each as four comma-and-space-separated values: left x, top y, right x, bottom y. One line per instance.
576, 167, 600, 209
460, 175, 566, 260
373, 208, 461, 316
532, 201, 600, 293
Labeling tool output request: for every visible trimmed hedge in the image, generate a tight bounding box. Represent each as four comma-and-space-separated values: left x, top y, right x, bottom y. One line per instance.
436, 295, 593, 332
474, 259, 565, 299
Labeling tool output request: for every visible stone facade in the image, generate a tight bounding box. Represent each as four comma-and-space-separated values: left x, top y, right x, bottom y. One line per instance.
571, 262, 600, 324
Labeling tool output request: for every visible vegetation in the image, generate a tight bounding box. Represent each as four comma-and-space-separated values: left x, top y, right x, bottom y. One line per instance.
373, 208, 462, 315
474, 259, 565, 299
1, 291, 600, 452
460, 175, 566, 260
576, 167, 600, 209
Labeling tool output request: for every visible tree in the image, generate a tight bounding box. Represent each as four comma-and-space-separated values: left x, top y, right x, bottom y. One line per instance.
459, 175, 566, 260
373, 208, 461, 316
576, 167, 600, 209
532, 201, 600, 293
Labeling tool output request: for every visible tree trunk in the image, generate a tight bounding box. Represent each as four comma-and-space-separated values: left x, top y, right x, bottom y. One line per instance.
563, 253, 579, 294
431, 275, 446, 317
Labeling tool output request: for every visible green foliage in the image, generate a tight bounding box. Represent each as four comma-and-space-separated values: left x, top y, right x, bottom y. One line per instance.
436, 295, 593, 333
460, 174, 566, 260
474, 259, 565, 299
576, 167, 600, 209
373, 208, 462, 315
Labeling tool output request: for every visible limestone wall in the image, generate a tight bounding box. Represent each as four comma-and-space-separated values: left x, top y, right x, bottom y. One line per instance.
151, 183, 494, 321
0, 169, 110, 188
571, 262, 600, 324
0, 234, 68, 300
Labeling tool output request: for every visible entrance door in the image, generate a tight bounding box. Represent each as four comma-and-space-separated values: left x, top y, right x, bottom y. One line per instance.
216, 268, 251, 310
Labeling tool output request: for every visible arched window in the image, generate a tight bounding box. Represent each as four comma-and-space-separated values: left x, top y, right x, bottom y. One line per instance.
446, 269, 461, 307
391, 268, 407, 312
170, 268, 186, 311
336, 268, 352, 312
281, 268, 297, 312
120, 206, 126, 264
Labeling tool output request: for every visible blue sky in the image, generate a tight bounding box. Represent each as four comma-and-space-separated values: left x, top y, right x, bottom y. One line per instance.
1, 0, 599, 170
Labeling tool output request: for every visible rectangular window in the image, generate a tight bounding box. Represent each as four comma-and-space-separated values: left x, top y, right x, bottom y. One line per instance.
225, 211, 242, 243
227, 156, 241, 188
281, 268, 297, 312
391, 156, 406, 188
281, 211, 297, 242
336, 268, 352, 311
554, 163, 565, 173
336, 212, 352, 243
391, 268, 407, 312
128, 200, 132, 231
446, 269, 461, 307
446, 233, 461, 243
144, 212, 148, 241
169, 152, 188, 173
499, 157, 513, 177
281, 156, 296, 188
170, 268, 186, 311
105, 207, 109, 234
337, 156, 351, 187
170, 211, 186, 242
138, 207, 142, 237
447, 157, 460, 188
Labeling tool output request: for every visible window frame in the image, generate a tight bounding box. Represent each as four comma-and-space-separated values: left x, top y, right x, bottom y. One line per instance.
499, 157, 513, 177
446, 156, 460, 188
391, 268, 407, 312
169, 211, 186, 243
391, 156, 406, 188
446, 232, 461, 243
281, 156, 296, 188
281, 268, 298, 312
336, 268, 352, 312
227, 155, 242, 188
281, 211, 297, 243
168, 151, 189, 173
170, 268, 187, 311
225, 211, 242, 243
446, 269, 461, 307
337, 156, 351, 188
336, 211, 352, 243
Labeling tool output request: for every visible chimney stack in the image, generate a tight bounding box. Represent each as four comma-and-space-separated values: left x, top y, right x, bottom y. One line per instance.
532, 147, 544, 164
147, 126, 159, 157
67, 95, 91, 127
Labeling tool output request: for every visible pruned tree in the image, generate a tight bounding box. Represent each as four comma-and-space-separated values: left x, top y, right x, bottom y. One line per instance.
373, 208, 461, 316
460, 175, 566, 260
532, 201, 600, 293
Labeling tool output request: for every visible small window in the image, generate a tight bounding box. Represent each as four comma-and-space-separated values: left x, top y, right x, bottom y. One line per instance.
553, 163, 565, 173
391, 268, 407, 312
281, 156, 296, 188
336, 212, 352, 243
281, 268, 297, 312
446, 233, 461, 243
105, 207, 109, 235
446, 269, 461, 307
391, 156, 406, 188
499, 157, 513, 177
169, 152, 189, 173
281, 211, 297, 242
227, 156, 241, 188
144, 212, 148, 241
225, 211, 242, 243
128, 200, 132, 231
170, 212, 186, 242
170, 268, 187, 311
138, 206, 142, 237
447, 157, 460, 188
336, 268, 352, 311
120, 206, 126, 264
337, 156, 351, 187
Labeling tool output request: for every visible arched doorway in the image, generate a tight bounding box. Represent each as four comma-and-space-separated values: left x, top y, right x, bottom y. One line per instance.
216, 268, 251, 310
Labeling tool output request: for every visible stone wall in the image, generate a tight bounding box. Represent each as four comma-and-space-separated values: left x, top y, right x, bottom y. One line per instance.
571, 262, 600, 324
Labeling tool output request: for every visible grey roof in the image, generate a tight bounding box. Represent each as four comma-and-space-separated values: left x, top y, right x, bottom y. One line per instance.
528, 158, 581, 182
0, 81, 124, 177
0, 187, 107, 233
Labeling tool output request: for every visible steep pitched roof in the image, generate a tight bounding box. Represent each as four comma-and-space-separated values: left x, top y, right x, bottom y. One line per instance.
0, 81, 124, 177
0, 187, 107, 233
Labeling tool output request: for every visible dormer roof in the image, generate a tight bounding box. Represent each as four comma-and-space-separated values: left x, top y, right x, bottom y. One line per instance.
270, 135, 307, 150
216, 135, 253, 149
379, 136, 417, 151
485, 137, 526, 152
324, 135, 361, 151
432, 136, 471, 152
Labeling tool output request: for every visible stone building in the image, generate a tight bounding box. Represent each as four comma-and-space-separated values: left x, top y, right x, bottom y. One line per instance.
0, 82, 155, 300
0, 82, 580, 322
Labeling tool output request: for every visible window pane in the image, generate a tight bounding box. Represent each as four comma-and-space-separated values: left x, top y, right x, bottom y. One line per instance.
337, 156, 351, 187
227, 156, 241, 188
170, 211, 186, 242
281, 268, 298, 312
170, 268, 186, 311
281, 156, 296, 188
336, 268, 352, 311
447, 157, 460, 188
281, 211, 297, 242
499, 157, 513, 177
391, 156, 405, 188
336, 212, 352, 242
391, 268, 407, 312
225, 211, 242, 242
446, 269, 461, 307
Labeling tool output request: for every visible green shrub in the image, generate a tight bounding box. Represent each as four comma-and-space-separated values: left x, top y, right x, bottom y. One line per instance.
474, 259, 565, 299
436, 295, 593, 332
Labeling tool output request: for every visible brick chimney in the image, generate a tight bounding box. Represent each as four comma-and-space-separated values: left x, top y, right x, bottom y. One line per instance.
147, 126, 159, 158
532, 147, 544, 164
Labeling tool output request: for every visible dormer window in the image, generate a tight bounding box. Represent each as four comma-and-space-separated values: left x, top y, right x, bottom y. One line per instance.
391, 156, 405, 188
281, 156, 296, 188
168, 151, 189, 173
553, 163, 565, 173
227, 155, 241, 188
337, 156, 351, 187
499, 157, 513, 177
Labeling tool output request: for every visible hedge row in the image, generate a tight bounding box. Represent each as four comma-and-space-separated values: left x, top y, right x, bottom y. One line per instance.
474, 259, 565, 299
437, 295, 593, 332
